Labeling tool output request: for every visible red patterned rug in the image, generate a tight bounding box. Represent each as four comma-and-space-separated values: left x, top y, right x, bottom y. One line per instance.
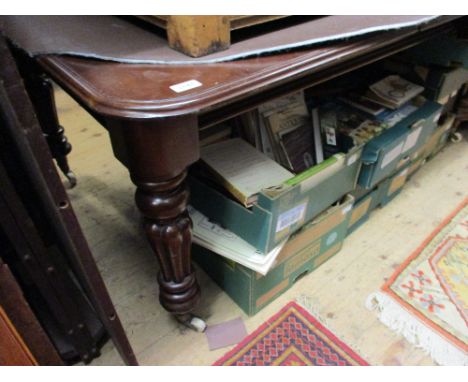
213, 301, 368, 366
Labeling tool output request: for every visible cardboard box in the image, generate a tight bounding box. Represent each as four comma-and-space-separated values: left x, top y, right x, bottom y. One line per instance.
407, 114, 456, 181
413, 114, 455, 161
193, 195, 354, 316
378, 162, 411, 207
189, 146, 362, 253
358, 100, 442, 189
347, 186, 384, 235
348, 159, 410, 234
424, 67, 468, 103
407, 157, 425, 179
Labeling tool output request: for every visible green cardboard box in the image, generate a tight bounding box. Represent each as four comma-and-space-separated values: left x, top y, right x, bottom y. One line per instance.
413, 114, 455, 161
358, 100, 442, 189
407, 115, 455, 180
189, 146, 362, 253
348, 159, 410, 234
193, 195, 354, 316
347, 186, 384, 235
407, 156, 425, 179
378, 162, 411, 207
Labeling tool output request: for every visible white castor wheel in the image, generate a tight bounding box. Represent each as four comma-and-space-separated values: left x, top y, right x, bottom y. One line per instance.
450, 131, 462, 143
176, 314, 207, 332
188, 316, 207, 332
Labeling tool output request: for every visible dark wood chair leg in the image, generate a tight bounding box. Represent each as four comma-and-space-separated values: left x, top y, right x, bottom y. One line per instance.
107, 116, 205, 331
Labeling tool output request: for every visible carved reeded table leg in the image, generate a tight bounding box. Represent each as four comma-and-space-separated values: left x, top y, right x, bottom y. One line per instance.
134, 171, 202, 323
110, 116, 205, 331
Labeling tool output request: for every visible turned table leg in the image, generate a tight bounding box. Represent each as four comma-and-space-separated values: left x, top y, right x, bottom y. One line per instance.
30, 77, 76, 188
108, 116, 205, 331
13, 51, 76, 187
134, 171, 204, 330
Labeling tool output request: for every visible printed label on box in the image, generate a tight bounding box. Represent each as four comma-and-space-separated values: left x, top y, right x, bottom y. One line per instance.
170, 79, 202, 93
381, 142, 404, 169
402, 126, 423, 153
276, 203, 307, 233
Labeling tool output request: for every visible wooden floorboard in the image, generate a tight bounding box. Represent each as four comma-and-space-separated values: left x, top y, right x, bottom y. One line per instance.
53, 87, 468, 366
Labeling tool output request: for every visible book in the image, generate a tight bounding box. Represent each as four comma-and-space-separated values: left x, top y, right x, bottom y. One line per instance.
237, 110, 262, 149
364, 75, 424, 110
277, 118, 316, 172
188, 206, 286, 275
259, 92, 317, 173
374, 102, 419, 128
318, 102, 387, 149
310, 107, 324, 164
200, 138, 294, 207
339, 92, 386, 116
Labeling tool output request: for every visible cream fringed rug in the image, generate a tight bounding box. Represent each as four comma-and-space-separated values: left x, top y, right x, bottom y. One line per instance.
367, 197, 468, 366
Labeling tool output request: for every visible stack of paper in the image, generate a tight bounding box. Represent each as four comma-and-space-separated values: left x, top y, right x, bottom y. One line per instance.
188, 206, 286, 275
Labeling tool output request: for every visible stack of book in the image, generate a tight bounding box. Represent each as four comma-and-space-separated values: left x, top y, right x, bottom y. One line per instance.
322, 75, 425, 150
190, 74, 425, 275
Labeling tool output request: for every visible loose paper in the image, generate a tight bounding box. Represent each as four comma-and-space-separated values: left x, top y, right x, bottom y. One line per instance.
188, 206, 285, 275
205, 317, 248, 351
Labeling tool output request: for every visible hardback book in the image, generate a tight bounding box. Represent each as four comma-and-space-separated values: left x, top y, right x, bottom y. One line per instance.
278, 121, 316, 172
237, 110, 262, 149
339, 92, 386, 116
200, 138, 294, 207
259, 92, 317, 173
364, 75, 424, 110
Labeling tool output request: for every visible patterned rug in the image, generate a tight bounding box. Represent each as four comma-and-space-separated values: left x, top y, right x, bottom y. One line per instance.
213, 301, 368, 366
367, 196, 468, 366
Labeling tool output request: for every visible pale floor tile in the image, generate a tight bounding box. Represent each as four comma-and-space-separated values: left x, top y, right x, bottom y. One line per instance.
54, 87, 468, 366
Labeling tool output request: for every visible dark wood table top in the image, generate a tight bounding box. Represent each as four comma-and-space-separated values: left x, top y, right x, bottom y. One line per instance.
37, 16, 459, 125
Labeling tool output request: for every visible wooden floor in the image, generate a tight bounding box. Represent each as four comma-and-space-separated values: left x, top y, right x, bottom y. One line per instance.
53, 87, 468, 366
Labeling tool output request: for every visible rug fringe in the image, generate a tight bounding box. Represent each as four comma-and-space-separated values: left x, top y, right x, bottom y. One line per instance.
295, 294, 330, 326
366, 292, 468, 366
